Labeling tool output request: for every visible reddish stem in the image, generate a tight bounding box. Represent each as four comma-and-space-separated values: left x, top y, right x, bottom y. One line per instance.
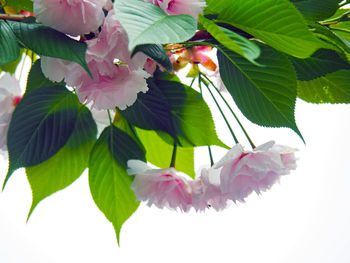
0, 14, 26, 21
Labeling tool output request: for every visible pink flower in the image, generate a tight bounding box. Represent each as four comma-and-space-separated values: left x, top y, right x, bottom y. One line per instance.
33, 0, 107, 36
214, 141, 297, 202
41, 10, 149, 110
0, 74, 21, 153
127, 160, 192, 212
144, 0, 206, 18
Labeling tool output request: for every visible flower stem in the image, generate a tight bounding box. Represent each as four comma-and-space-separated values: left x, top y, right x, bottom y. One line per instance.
200, 75, 238, 144
201, 74, 256, 149
198, 71, 203, 95
107, 109, 113, 124
170, 141, 177, 168
0, 14, 26, 21
208, 146, 214, 166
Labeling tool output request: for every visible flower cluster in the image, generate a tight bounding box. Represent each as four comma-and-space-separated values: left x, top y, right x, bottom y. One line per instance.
128, 141, 297, 212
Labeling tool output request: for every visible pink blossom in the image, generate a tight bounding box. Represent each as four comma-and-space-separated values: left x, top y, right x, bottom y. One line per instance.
127, 160, 192, 212
144, 0, 206, 18
33, 0, 107, 36
214, 141, 297, 202
0, 74, 21, 153
41, 11, 149, 110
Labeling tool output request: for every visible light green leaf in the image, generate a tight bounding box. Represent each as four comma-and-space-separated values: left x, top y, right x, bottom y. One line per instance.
89, 126, 145, 244
6, 0, 33, 12
26, 107, 97, 219
0, 20, 20, 66
115, 0, 197, 50
198, 14, 260, 64
218, 43, 302, 139
136, 128, 195, 179
298, 70, 350, 103
205, 0, 323, 58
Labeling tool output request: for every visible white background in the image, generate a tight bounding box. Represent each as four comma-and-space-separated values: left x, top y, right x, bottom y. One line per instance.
1, 56, 350, 262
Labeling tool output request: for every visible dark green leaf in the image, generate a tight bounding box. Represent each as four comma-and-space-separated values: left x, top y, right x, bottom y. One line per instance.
89, 125, 144, 244
120, 79, 177, 138
298, 70, 350, 103
3, 85, 80, 189
205, 0, 323, 58
289, 49, 350, 81
26, 107, 97, 219
291, 0, 340, 21
115, 0, 197, 50
132, 44, 173, 72
0, 20, 20, 66
218, 43, 302, 139
7, 21, 91, 76
198, 14, 261, 64
26, 59, 58, 93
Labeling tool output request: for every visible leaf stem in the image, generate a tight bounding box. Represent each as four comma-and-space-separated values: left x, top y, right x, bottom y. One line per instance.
200, 75, 238, 144
170, 141, 177, 168
201, 74, 255, 149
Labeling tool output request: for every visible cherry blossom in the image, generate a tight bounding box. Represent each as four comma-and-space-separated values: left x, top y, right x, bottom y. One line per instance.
0, 74, 22, 153
144, 0, 206, 18
33, 0, 108, 36
127, 160, 192, 212
214, 141, 297, 202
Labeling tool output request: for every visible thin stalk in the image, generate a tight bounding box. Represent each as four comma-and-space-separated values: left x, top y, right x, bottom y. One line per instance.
107, 109, 113, 124
189, 77, 196, 88
198, 71, 202, 94
202, 74, 256, 149
208, 146, 214, 166
170, 141, 177, 168
201, 76, 238, 144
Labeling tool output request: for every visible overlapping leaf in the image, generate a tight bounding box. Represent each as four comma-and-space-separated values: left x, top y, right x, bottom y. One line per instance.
6, 0, 33, 12
289, 49, 350, 81
115, 0, 197, 50
0, 20, 20, 66
4, 86, 80, 189
89, 125, 145, 244
26, 59, 58, 92
218, 44, 302, 139
205, 0, 323, 58
26, 107, 97, 219
298, 70, 350, 103
7, 21, 90, 75
291, 0, 340, 21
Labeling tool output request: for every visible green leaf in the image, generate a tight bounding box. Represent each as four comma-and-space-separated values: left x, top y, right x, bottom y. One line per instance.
205, 0, 323, 58
89, 125, 145, 244
26, 59, 58, 93
26, 107, 97, 219
136, 128, 195, 179
152, 77, 228, 148
289, 49, 350, 81
120, 79, 177, 138
298, 70, 350, 103
115, 0, 197, 50
291, 0, 340, 21
6, 0, 33, 12
0, 48, 24, 74
218, 43, 302, 139
0, 20, 20, 66
312, 23, 350, 53
198, 14, 261, 64
132, 44, 173, 72
3, 86, 80, 189
7, 21, 91, 76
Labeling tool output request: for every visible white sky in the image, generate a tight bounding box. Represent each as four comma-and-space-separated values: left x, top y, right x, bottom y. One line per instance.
1, 53, 350, 262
